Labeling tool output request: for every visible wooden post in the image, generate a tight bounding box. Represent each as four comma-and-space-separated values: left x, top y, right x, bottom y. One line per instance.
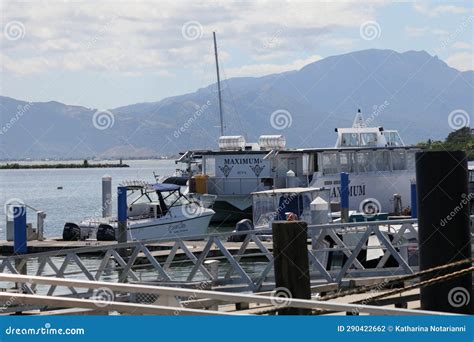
272, 221, 311, 315
416, 151, 473, 314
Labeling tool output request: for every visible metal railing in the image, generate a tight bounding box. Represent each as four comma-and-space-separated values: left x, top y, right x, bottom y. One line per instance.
0, 273, 451, 316
0, 218, 421, 297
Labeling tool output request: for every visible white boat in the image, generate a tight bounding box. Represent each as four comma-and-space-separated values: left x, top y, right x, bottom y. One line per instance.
63, 182, 215, 241
308, 109, 417, 215
181, 110, 419, 221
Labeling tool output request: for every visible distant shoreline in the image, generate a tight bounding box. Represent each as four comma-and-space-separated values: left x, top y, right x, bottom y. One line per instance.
0, 162, 130, 169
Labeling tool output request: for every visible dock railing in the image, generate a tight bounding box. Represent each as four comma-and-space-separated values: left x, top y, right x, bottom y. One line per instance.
0, 218, 421, 297
0, 273, 451, 316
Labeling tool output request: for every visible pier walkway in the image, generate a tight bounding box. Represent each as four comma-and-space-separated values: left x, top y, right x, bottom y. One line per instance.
0, 219, 419, 293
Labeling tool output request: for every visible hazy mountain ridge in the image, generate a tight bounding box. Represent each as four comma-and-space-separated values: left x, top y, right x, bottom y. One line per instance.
1, 49, 472, 159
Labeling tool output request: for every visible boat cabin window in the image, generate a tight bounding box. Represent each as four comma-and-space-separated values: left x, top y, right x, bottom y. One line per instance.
341, 132, 378, 147
319, 149, 415, 174
391, 150, 406, 170
356, 152, 374, 172
322, 153, 338, 174
360, 133, 378, 146
203, 157, 215, 176
374, 151, 390, 171
341, 133, 360, 147
407, 151, 416, 171
339, 152, 355, 173
302, 154, 314, 175
383, 131, 403, 146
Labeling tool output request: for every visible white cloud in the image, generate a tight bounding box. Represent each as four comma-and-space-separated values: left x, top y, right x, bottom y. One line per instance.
322, 37, 358, 48
0, 0, 382, 76
451, 41, 472, 50
413, 3, 472, 17
446, 52, 474, 71
225, 55, 323, 78
405, 26, 429, 37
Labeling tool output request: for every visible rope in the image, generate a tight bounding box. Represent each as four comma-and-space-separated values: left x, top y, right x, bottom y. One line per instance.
254, 257, 474, 315
352, 265, 474, 305
319, 257, 473, 301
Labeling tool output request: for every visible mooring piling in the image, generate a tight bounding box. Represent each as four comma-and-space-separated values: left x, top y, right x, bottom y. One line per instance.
272, 221, 311, 315
416, 150, 473, 314
13, 206, 27, 255
102, 175, 112, 218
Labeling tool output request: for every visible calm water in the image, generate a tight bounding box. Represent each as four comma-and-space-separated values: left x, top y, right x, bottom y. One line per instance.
0, 159, 182, 239
0, 160, 260, 292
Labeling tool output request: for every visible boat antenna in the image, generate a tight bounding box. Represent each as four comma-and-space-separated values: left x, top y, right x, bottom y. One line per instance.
213, 31, 224, 136
352, 108, 367, 128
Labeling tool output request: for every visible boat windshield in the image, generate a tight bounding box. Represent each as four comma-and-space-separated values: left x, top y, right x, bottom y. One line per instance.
383, 131, 404, 146
360, 133, 378, 146
162, 190, 190, 207
341, 132, 378, 147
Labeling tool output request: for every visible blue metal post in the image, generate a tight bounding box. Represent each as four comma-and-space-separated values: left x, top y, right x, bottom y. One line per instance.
117, 186, 128, 243
118, 186, 128, 222
13, 206, 27, 254
340, 172, 349, 222
411, 183, 417, 218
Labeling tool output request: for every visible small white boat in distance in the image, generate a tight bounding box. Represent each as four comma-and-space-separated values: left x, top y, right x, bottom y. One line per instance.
63, 182, 215, 241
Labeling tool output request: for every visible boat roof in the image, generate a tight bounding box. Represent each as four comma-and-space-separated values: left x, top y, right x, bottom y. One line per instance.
122, 181, 180, 192
251, 187, 325, 195
152, 183, 181, 192
182, 146, 421, 156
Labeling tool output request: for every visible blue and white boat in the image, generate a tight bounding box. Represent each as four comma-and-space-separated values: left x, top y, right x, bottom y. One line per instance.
63, 182, 215, 241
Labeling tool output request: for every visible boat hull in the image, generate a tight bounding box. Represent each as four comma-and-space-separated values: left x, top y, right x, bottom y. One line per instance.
68, 208, 215, 242
209, 197, 252, 223
125, 212, 214, 241
311, 170, 414, 213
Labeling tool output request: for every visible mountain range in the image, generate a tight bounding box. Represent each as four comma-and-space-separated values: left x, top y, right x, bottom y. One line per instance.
1, 49, 472, 159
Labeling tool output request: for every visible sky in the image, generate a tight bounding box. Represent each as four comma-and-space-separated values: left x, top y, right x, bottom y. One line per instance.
1, 0, 473, 110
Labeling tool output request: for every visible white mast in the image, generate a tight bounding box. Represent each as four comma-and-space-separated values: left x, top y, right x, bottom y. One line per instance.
213, 32, 224, 136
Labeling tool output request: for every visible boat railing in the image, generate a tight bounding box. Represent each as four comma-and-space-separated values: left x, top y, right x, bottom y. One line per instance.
5, 203, 43, 219
207, 176, 309, 195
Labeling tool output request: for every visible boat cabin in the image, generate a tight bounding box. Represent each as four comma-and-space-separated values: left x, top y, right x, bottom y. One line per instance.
335, 109, 405, 148
251, 187, 331, 229
124, 182, 187, 220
